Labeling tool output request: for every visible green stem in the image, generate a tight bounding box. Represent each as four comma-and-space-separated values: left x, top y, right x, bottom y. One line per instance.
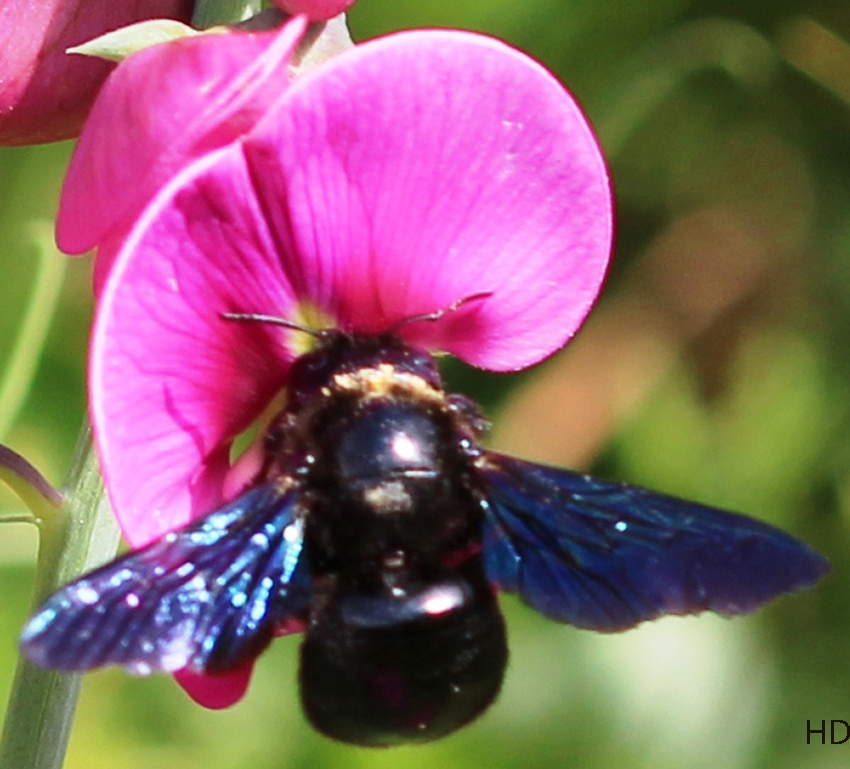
0, 444, 63, 519
0, 433, 121, 769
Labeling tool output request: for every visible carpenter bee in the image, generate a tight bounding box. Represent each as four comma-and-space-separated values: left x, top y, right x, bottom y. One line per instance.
21, 329, 829, 746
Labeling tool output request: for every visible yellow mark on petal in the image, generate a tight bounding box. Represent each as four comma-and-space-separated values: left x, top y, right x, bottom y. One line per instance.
289, 301, 337, 358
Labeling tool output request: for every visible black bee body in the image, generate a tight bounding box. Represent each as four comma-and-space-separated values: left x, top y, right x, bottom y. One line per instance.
286, 334, 483, 577
279, 334, 506, 743
21, 331, 829, 747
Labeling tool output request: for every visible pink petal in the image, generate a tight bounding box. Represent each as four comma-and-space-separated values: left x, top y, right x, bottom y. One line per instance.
57, 16, 306, 268
0, 0, 193, 145
170, 615, 304, 708
91, 146, 301, 546
93, 27, 613, 546
270, 0, 356, 20
175, 663, 253, 709
243, 29, 612, 371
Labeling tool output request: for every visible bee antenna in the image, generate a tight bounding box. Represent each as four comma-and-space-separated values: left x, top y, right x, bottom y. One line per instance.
220, 312, 329, 340
387, 291, 493, 334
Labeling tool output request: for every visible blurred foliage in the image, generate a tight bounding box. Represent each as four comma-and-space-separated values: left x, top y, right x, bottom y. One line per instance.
1, 0, 849, 767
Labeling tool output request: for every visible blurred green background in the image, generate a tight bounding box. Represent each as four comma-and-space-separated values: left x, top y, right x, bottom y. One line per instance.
1, 0, 848, 767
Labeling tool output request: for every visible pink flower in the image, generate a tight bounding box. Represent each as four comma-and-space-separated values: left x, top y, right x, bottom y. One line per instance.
270, 0, 356, 20
0, 0, 193, 145
89, 29, 612, 707
56, 15, 308, 292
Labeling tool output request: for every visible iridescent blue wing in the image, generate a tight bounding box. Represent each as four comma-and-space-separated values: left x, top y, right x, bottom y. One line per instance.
21, 480, 310, 674
479, 453, 829, 632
